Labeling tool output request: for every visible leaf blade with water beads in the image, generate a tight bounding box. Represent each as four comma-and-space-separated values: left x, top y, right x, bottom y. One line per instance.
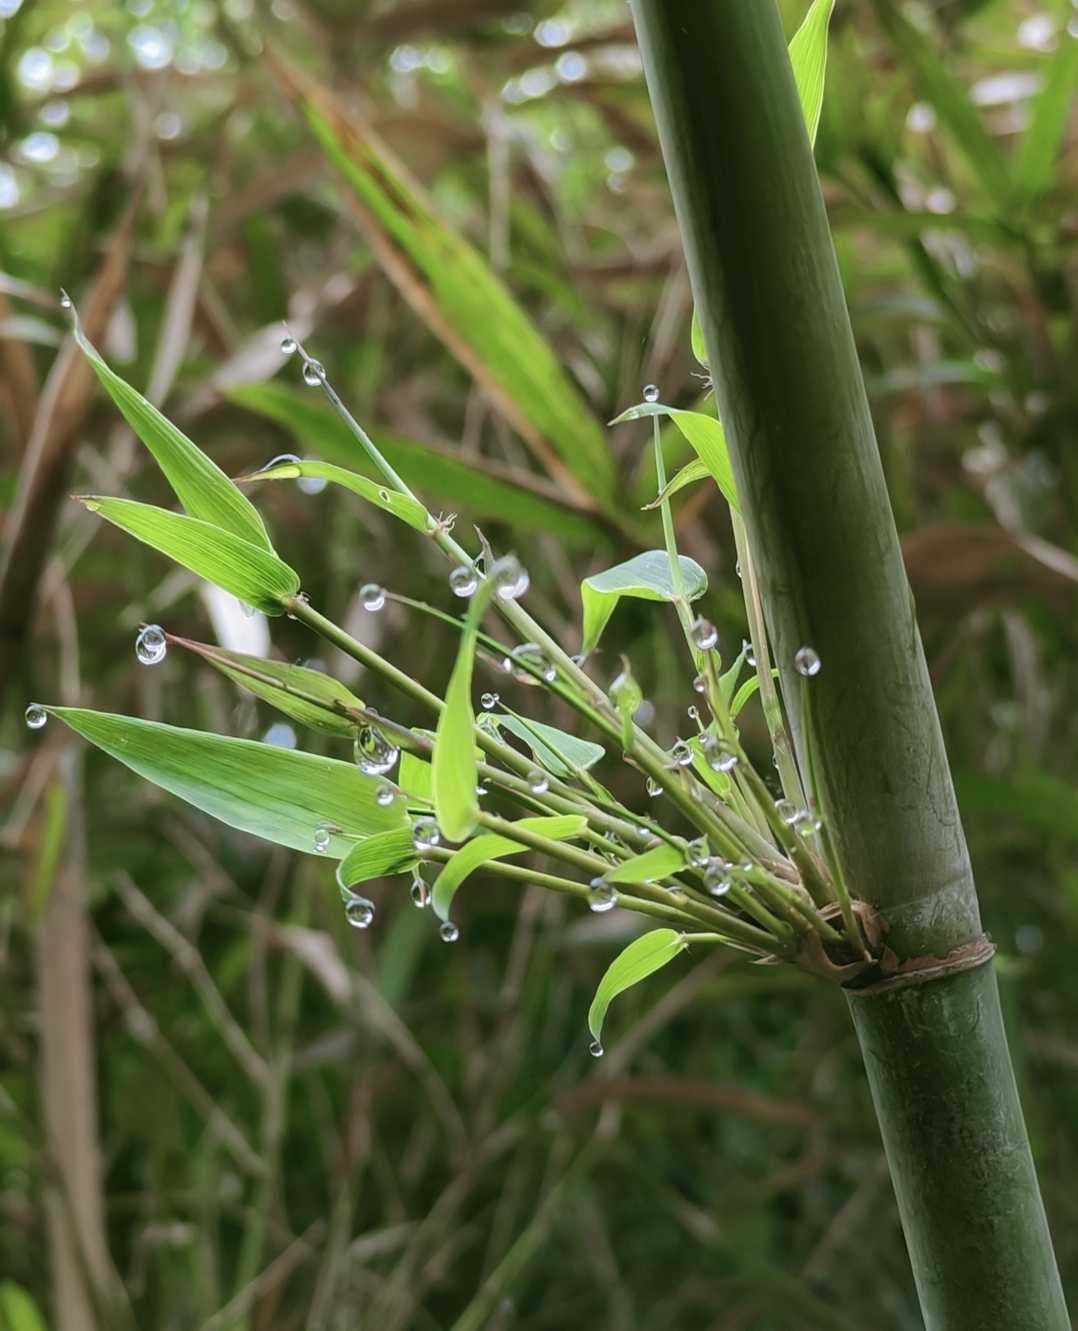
431, 815, 587, 921
612, 404, 738, 513
337, 827, 419, 889
71, 318, 273, 552
46, 708, 407, 857
490, 714, 605, 779
77, 497, 300, 615
173, 637, 364, 737
580, 550, 707, 655
602, 843, 687, 885
239, 459, 430, 532
587, 929, 687, 1044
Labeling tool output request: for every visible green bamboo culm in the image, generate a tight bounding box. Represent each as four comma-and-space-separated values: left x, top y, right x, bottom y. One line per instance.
629, 3, 1069, 1328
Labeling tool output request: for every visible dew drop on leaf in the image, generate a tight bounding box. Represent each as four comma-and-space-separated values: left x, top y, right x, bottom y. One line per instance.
25, 703, 47, 730
135, 624, 167, 666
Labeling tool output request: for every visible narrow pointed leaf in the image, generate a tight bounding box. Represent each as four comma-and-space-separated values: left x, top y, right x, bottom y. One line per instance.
47, 708, 407, 857
603, 843, 687, 885
1016, 33, 1078, 200
587, 929, 686, 1043
690, 309, 709, 368
241, 459, 429, 532
491, 713, 605, 778
643, 457, 710, 510
432, 586, 490, 841
78, 497, 299, 614
613, 404, 738, 512
432, 814, 587, 921
731, 674, 765, 719
581, 550, 707, 654
72, 317, 272, 551
174, 637, 363, 736
788, 0, 835, 149
337, 827, 419, 889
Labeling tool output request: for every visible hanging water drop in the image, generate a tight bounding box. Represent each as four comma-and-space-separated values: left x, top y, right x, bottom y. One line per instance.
360, 583, 386, 612
280, 335, 297, 355
344, 895, 375, 929
481, 692, 499, 711
742, 638, 757, 668
687, 837, 711, 869
301, 358, 326, 386
527, 768, 550, 795
508, 642, 555, 684
668, 739, 694, 768
704, 860, 732, 897
354, 725, 399, 777
492, 555, 529, 601
412, 817, 441, 852
375, 783, 396, 807
588, 1039, 604, 1058
587, 878, 617, 913
690, 617, 718, 651
642, 383, 660, 403
794, 645, 821, 677
24, 703, 47, 730
449, 565, 478, 598
440, 920, 459, 943
646, 777, 663, 798
775, 798, 805, 826
59, 289, 73, 310
692, 673, 707, 695
700, 734, 738, 773
135, 624, 167, 666
410, 872, 431, 909
314, 822, 333, 853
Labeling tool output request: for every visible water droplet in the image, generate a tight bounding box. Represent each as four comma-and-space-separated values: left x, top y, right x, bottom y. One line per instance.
668, 739, 693, 768
302, 358, 326, 386
354, 726, 399, 777
775, 798, 805, 826
642, 383, 660, 403
410, 872, 431, 908
59, 289, 72, 310
692, 674, 707, 694
735, 558, 742, 579
687, 704, 702, 727
704, 860, 732, 897
439, 920, 459, 943
507, 642, 555, 684
264, 452, 300, 471
449, 565, 478, 598
375, 783, 395, 807
314, 822, 333, 853
475, 782, 488, 796
798, 813, 824, 837
135, 624, 167, 665
588, 1038, 604, 1058
492, 555, 529, 602
280, 335, 297, 355
24, 703, 47, 730
646, 777, 663, 798
412, 817, 441, 852
742, 638, 757, 668
526, 768, 550, 794
794, 645, 821, 677
344, 894, 375, 929
690, 617, 718, 651
360, 583, 386, 612
687, 837, 710, 869
586, 878, 617, 913
700, 734, 738, 773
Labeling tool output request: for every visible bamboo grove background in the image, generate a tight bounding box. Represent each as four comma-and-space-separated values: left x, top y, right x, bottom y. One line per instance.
1, 1, 1077, 1328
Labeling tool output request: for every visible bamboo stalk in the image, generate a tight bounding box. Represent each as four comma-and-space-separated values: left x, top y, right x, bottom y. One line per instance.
630, 3, 1068, 1326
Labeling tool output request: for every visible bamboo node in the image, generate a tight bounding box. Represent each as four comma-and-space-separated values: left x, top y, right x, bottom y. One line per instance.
843, 934, 996, 996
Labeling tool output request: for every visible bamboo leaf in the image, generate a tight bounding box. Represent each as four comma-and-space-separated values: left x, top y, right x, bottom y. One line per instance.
613, 403, 738, 512
229, 383, 607, 547
432, 814, 587, 921
398, 750, 433, 802
643, 457, 710, 510
77, 497, 300, 614
1015, 33, 1078, 200
269, 57, 616, 508
0, 1283, 47, 1331
432, 585, 490, 841
690, 310, 709, 368
587, 929, 686, 1044
240, 459, 430, 532
174, 637, 363, 736
72, 317, 273, 551
581, 550, 707, 655
731, 674, 765, 719
788, 0, 835, 148
47, 708, 407, 857
337, 827, 418, 889
491, 713, 605, 778
603, 843, 687, 885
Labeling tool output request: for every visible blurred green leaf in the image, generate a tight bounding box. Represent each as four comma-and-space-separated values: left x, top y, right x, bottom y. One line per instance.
240, 459, 430, 532
0, 1284, 47, 1331
47, 708, 406, 857
491, 713, 605, 778
337, 827, 418, 888
1016, 33, 1078, 200
613, 403, 738, 512
788, 0, 835, 148
587, 929, 687, 1044
77, 497, 300, 614
73, 317, 272, 551
432, 814, 587, 921
581, 550, 707, 655
603, 843, 687, 885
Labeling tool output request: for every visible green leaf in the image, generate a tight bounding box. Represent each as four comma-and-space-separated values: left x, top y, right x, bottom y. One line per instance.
603, 843, 687, 885
788, 0, 835, 149
581, 550, 707, 655
229, 384, 608, 548
491, 713, 605, 778
276, 65, 617, 507
643, 457, 710, 511
689, 310, 709, 368
47, 708, 408, 858
72, 317, 272, 551
0, 1284, 47, 1331
78, 497, 300, 614
432, 584, 490, 841
612, 404, 738, 512
337, 827, 418, 889
398, 749, 433, 802
241, 459, 430, 532
175, 637, 363, 736
432, 814, 587, 921
730, 674, 765, 719
587, 929, 687, 1044
1016, 33, 1078, 200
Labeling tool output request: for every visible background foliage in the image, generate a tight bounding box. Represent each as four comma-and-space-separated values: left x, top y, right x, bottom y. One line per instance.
1, 1, 1076, 1327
